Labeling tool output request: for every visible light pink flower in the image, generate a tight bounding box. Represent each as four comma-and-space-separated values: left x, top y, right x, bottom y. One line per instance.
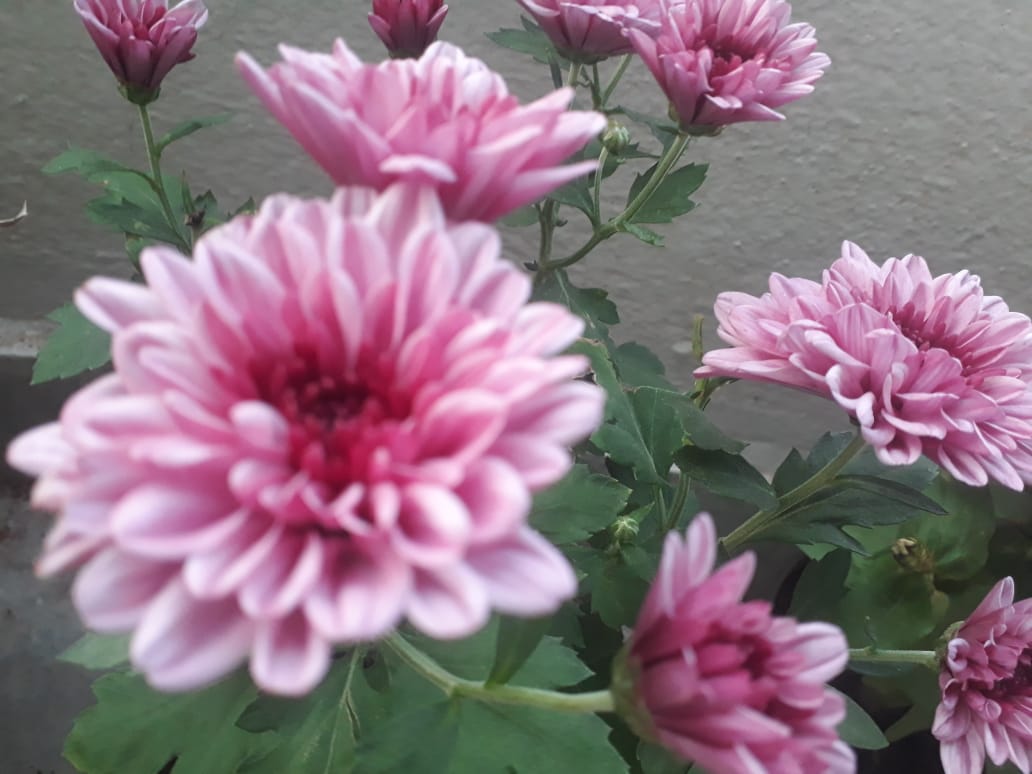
368, 0, 449, 59
623, 514, 854, 773
626, 0, 829, 130
517, 0, 662, 61
6, 183, 603, 696
235, 41, 606, 223
73, 0, 208, 102
933, 577, 1032, 774
697, 242, 1032, 490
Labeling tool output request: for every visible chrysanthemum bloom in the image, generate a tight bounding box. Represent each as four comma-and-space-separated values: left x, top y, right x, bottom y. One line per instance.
626, 0, 829, 130
368, 0, 449, 59
73, 0, 208, 104
933, 577, 1032, 773
516, 0, 661, 62
6, 184, 604, 696
697, 242, 1032, 490
616, 514, 854, 773
235, 41, 606, 223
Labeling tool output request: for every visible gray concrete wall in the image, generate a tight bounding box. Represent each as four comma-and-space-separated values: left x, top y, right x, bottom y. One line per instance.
1, 1, 1030, 771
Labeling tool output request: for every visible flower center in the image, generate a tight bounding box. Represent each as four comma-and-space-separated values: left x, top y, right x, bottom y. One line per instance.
251, 348, 409, 491
986, 651, 1032, 700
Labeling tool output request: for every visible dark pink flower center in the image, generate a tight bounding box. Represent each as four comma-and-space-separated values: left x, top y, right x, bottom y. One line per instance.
252, 348, 411, 492
985, 650, 1032, 700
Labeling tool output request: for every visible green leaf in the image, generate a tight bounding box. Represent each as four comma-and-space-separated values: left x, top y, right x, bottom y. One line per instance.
449, 702, 626, 774
832, 688, 888, 750
66, 671, 274, 774
486, 21, 556, 64
156, 114, 232, 154
43, 147, 144, 179
530, 465, 631, 545
629, 386, 690, 479
581, 551, 650, 629
668, 394, 746, 454
499, 205, 539, 228
355, 701, 458, 774
626, 164, 707, 224
32, 304, 111, 384
407, 619, 592, 689
789, 548, 852, 622
831, 475, 946, 515
576, 339, 664, 483
533, 268, 619, 343
487, 616, 553, 686
550, 177, 595, 219
638, 742, 691, 774
619, 221, 664, 246
58, 633, 130, 670
612, 341, 675, 390
238, 656, 359, 774
674, 447, 778, 510
909, 476, 995, 581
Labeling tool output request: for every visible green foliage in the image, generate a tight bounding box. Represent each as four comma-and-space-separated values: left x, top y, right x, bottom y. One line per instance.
59, 633, 130, 670
487, 616, 554, 686
32, 304, 111, 384
485, 17, 557, 64
832, 688, 889, 750
156, 114, 232, 154
675, 446, 778, 510
531, 465, 631, 545
625, 164, 707, 224
65, 671, 275, 774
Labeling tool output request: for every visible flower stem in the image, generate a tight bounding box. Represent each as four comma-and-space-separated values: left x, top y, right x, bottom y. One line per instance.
385, 634, 615, 714
137, 103, 187, 250
601, 55, 632, 106
550, 132, 691, 270
666, 470, 692, 532
722, 432, 868, 553
848, 647, 940, 670
592, 146, 609, 221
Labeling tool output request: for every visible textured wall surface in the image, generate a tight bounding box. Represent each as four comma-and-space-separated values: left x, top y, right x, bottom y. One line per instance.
2, 0, 1031, 446
0, 1, 1030, 771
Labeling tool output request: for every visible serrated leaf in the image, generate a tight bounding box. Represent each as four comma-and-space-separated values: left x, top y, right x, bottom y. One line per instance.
486, 22, 556, 64
576, 339, 664, 483
619, 221, 664, 246
32, 304, 111, 384
450, 702, 626, 774
550, 176, 595, 219
487, 616, 552, 686
629, 386, 689, 478
59, 633, 130, 670
670, 397, 746, 454
238, 656, 359, 774
626, 164, 707, 223
43, 147, 141, 178
355, 701, 458, 774
832, 688, 888, 750
156, 114, 232, 154
581, 552, 650, 629
533, 268, 618, 343
531, 465, 631, 544
789, 548, 852, 621
66, 671, 274, 774
612, 341, 674, 389
674, 447, 778, 510
406, 619, 592, 689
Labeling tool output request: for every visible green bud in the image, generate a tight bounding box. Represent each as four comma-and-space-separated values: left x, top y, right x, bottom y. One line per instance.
601, 120, 631, 155
891, 537, 935, 575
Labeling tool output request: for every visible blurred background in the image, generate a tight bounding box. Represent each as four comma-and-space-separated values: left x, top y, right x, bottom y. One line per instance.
1, 0, 1030, 771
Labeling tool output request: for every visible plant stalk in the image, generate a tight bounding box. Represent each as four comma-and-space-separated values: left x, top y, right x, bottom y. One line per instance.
385, 634, 615, 714
137, 103, 186, 249
848, 647, 940, 670
722, 432, 868, 553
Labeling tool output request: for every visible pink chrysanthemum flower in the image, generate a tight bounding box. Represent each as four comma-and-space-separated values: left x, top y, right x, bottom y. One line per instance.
697, 242, 1032, 491
516, 0, 662, 62
368, 0, 449, 59
626, 0, 829, 130
235, 41, 606, 223
74, 0, 208, 103
618, 513, 854, 773
6, 184, 604, 696
933, 577, 1032, 774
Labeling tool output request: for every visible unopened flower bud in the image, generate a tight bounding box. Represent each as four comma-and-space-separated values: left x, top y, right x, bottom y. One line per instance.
601, 121, 631, 155
611, 515, 639, 544
369, 0, 448, 59
891, 537, 934, 575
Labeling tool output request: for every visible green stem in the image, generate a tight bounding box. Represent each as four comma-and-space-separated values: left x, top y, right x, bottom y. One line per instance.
667, 471, 692, 532
566, 61, 583, 91
601, 55, 632, 106
550, 132, 690, 270
848, 647, 940, 670
137, 103, 186, 249
385, 634, 615, 714
722, 432, 867, 553
592, 146, 609, 222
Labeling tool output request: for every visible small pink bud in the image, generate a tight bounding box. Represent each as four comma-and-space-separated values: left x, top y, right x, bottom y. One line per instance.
368, 0, 449, 59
